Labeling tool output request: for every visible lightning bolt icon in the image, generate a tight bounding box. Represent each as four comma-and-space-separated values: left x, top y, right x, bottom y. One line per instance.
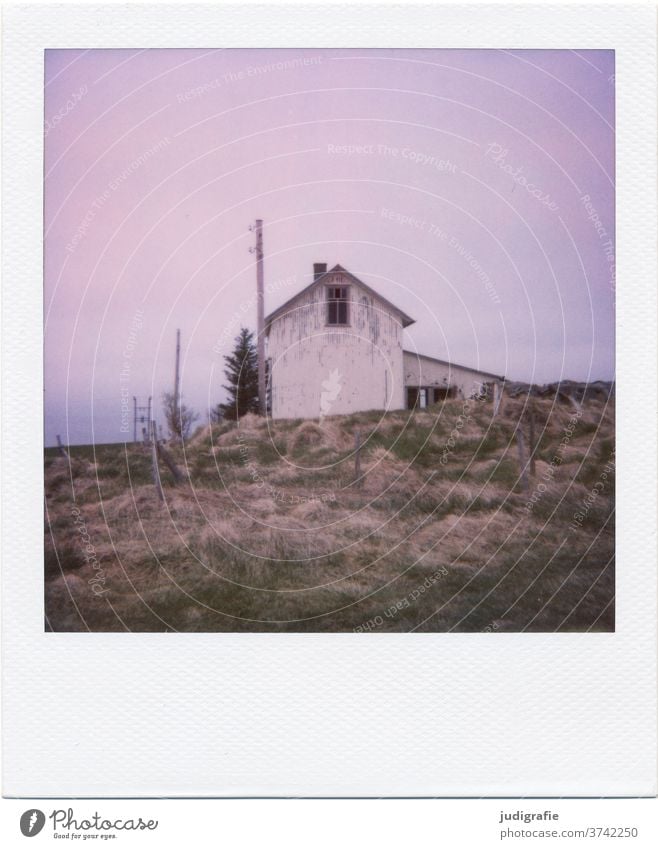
29, 812, 37, 833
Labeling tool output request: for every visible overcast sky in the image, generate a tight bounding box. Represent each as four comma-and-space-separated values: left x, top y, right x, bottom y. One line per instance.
44, 48, 614, 446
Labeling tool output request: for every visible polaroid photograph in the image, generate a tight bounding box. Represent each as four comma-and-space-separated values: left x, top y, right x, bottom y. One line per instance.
42, 45, 616, 635
1, 0, 656, 818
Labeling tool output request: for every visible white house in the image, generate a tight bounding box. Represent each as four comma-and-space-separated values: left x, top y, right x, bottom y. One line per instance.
264, 263, 504, 420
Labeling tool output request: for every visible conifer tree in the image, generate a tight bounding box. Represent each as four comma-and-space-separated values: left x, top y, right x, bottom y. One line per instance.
219, 327, 260, 420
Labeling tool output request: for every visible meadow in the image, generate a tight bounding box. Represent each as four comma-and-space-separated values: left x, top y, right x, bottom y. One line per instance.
44, 394, 614, 632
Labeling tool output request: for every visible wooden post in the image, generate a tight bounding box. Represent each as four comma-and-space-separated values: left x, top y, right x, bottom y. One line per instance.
151, 421, 164, 502
173, 329, 181, 440
354, 428, 362, 486
493, 382, 502, 416
157, 441, 184, 484
516, 426, 529, 494
145, 396, 152, 445
133, 396, 138, 444
56, 435, 69, 460
528, 405, 536, 479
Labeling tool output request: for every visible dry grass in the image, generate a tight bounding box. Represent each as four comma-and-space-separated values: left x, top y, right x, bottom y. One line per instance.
44, 395, 614, 632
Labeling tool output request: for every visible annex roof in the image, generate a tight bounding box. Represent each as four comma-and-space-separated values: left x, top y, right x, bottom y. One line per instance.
403, 349, 505, 382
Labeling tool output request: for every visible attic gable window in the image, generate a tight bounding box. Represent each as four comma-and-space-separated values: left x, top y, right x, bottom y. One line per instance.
326, 285, 349, 325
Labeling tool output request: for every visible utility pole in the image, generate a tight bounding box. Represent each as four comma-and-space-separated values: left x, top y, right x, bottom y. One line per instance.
134, 397, 151, 446
253, 219, 266, 416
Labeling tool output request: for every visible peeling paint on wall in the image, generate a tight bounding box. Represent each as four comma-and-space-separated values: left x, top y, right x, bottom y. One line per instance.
267, 274, 404, 419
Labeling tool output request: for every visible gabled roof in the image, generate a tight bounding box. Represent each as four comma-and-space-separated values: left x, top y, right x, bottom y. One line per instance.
264, 264, 416, 330
403, 349, 505, 382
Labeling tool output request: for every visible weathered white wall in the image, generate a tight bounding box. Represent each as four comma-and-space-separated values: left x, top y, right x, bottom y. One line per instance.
403, 352, 499, 400
267, 273, 405, 420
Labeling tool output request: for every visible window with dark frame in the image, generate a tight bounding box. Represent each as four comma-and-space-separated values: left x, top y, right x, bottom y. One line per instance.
326, 286, 349, 325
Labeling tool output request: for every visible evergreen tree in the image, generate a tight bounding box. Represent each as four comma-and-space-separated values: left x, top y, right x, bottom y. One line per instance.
219, 327, 260, 420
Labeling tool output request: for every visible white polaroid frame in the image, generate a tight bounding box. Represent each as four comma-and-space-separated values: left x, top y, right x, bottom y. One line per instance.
2, 2, 656, 797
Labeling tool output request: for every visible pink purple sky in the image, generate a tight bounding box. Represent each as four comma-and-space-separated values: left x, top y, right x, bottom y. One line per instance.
44, 48, 614, 446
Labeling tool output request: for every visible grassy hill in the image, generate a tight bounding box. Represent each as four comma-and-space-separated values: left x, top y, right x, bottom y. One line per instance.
44, 394, 614, 632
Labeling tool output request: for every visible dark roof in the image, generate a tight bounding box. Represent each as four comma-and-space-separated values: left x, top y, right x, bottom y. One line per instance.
264, 264, 416, 330
403, 349, 505, 382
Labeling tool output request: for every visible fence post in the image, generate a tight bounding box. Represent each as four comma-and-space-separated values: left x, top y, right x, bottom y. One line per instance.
493, 382, 502, 417
516, 426, 529, 494
528, 405, 537, 478
157, 440, 184, 484
151, 421, 164, 502
354, 428, 362, 486
56, 434, 69, 461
